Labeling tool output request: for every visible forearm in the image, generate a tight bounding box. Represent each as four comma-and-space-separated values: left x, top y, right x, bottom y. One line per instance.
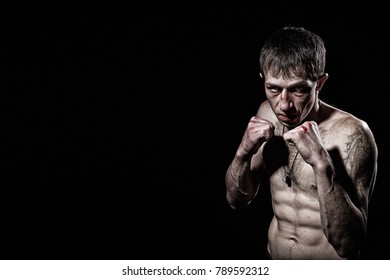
314, 162, 366, 257
225, 156, 259, 209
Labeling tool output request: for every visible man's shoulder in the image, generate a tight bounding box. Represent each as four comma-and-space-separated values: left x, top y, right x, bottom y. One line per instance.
321, 102, 376, 145
324, 103, 368, 130
256, 100, 275, 119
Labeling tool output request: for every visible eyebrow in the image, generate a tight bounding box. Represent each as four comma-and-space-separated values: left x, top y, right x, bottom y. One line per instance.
265, 81, 312, 89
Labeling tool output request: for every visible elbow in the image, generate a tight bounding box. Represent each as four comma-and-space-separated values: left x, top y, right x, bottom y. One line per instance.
332, 242, 361, 259
226, 192, 239, 209
326, 230, 365, 259
323, 211, 367, 258
226, 190, 253, 210
332, 244, 351, 259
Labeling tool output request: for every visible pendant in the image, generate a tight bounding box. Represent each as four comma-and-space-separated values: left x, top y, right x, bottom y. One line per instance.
286, 175, 292, 187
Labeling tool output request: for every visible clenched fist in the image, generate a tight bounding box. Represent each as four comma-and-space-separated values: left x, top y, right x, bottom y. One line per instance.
237, 116, 275, 160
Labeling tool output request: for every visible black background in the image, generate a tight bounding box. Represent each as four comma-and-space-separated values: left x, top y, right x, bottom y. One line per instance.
1, 4, 388, 259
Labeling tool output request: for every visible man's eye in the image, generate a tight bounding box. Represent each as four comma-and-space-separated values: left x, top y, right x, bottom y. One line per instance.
267, 87, 280, 93
293, 87, 311, 94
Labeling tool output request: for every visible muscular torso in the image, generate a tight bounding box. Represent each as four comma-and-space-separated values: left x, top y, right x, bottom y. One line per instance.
267, 152, 342, 259
257, 102, 353, 259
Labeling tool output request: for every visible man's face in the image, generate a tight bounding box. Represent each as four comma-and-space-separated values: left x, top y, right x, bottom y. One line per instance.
263, 72, 319, 128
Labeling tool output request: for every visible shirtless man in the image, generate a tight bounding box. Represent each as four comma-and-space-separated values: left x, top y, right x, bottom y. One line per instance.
225, 26, 378, 259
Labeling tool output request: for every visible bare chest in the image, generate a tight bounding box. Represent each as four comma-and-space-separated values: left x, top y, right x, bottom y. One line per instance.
269, 154, 319, 202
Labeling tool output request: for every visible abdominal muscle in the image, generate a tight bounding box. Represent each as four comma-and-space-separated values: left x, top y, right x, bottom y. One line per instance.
266, 167, 342, 260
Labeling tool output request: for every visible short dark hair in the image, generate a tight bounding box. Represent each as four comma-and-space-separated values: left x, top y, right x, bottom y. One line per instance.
259, 26, 326, 81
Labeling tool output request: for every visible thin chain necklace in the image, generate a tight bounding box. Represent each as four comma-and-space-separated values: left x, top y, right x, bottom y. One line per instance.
282, 102, 322, 188
283, 126, 299, 188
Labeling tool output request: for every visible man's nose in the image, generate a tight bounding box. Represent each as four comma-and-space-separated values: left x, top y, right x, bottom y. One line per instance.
279, 90, 292, 111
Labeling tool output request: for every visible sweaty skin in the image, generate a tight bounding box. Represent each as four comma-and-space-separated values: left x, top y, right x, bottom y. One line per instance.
226, 75, 377, 260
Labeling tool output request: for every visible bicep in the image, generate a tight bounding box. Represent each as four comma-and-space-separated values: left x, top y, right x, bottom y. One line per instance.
343, 124, 378, 212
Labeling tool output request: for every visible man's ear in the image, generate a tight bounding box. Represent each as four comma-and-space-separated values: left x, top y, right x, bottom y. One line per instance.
316, 73, 329, 92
